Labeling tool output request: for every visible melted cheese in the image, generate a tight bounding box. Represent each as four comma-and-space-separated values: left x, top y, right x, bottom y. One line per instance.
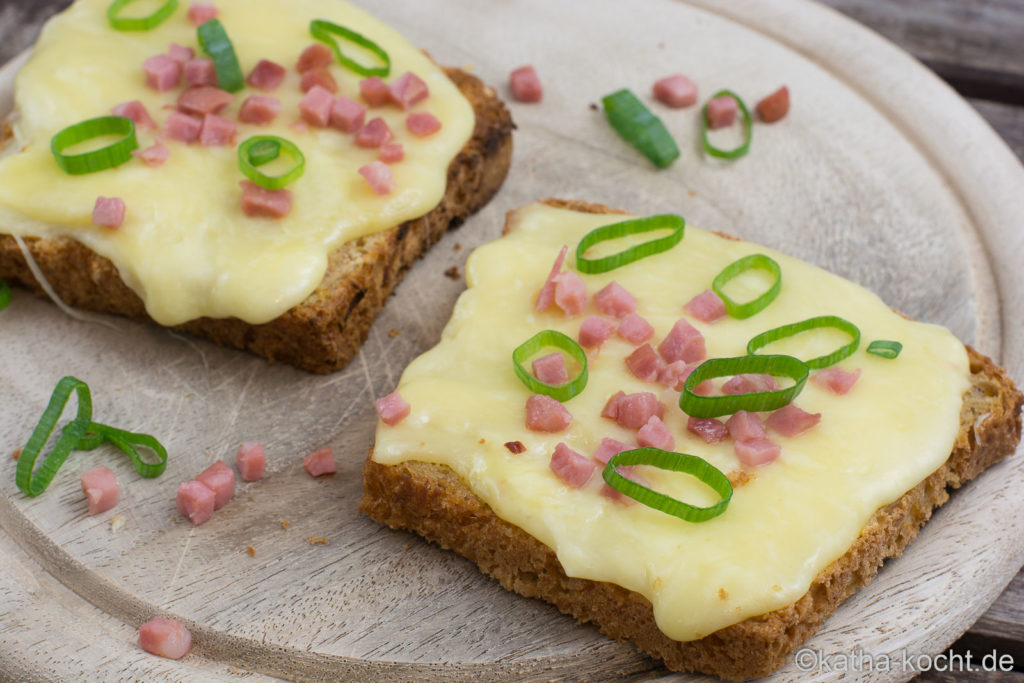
0, 0, 473, 325
372, 202, 970, 641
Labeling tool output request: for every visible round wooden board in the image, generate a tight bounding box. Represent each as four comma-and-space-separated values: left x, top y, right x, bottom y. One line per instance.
2, 0, 1024, 680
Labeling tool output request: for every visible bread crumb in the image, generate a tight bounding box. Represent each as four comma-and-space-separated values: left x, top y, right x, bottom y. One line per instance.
688, 189, 696, 198
403, 543, 410, 550
247, 546, 255, 557
307, 536, 328, 545
453, 243, 462, 251
718, 588, 729, 600
281, 519, 290, 531
109, 514, 126, 533
205, 450, 213, 458
772, 584, 782, 592
388, 328, 401, 338
184, 392, 192, 397
588, 103, 598, 111
727, 470, 753, 487
444, 265, 460, 280
478, 437, 486, 444
11, 449, 20, 461
504, 441, 526, 454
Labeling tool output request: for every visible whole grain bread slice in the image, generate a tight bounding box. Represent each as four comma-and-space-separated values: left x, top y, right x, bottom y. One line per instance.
359, 199, 1023, 680
0, 67, 513, 373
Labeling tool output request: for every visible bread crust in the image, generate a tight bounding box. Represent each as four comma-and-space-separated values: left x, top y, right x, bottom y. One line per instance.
0, 67, 514, 373
359, 200, 1023, 680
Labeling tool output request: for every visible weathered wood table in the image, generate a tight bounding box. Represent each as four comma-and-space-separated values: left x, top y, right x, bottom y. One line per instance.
1, 0, 1022, 681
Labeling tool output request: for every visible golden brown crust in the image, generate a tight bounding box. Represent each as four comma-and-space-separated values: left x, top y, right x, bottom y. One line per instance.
0, 67, 514, 374
359, 200, 1023, 680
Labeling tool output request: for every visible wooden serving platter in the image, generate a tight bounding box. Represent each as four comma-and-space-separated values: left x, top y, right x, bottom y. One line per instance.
2, 0, 1024, 680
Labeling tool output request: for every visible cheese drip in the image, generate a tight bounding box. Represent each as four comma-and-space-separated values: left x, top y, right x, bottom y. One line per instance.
373, 202, 970, 641
0, 0, 474, 325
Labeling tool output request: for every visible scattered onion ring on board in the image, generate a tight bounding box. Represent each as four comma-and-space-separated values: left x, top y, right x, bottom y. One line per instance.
198, 18, 245, 92
50, 116, 138, 175
107, 0, 178, 31
310, 19, 391, 77
711, 253, 782, 319
238, 135, 305, 189
81, 422, 169, 478
601, 88, 680, 169
867, 339, 903, 359
700, 88, 753, 160
15, 377, 94, 497
512, 330, 589, 402
602, 448, 733, 522
747, 315, 861, 369
575, 214, 685, 274
680, 354, 809, 418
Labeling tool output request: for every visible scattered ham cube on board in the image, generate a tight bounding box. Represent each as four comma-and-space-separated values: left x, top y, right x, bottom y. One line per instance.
304, 446, 336, 477
236, 442, 266, 481
139, 617, 192, 659
80, 465, 119, 515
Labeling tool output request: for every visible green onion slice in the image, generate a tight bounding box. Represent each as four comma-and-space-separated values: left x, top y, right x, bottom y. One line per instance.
512, 330, 588, 402
712, 253, 782, 319
602, 89, 680, 169
0, 279, 10, 311
575, 214, 685, 274
50, 116, 138, 175
602, 448, 732, 522
680, 354, 809, 418
198, 18, 245, 92
867, 339, 902, 359
310, 20, 390, 78
63, 422, 169, 477
747, 315, 861, 369
107, 0, 178, 31
238, 136, 305, 189
16, 377, 94, 497
701, 89, 753, 160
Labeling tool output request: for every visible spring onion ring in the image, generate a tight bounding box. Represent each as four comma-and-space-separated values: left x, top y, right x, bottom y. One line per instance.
711, 253, 782, 319
16, 377, 94, 497
680, 354, 809, 418
867, 339, 902, 359
575, 214, 685, 274
238, 136, 305, 189
0, 279, 10, 311
701, 89, 753, 160
602, 89, 680, 168
51, 116, 138, 175
107, 0, 178, 31
310, 20, 390, 77
512, 330, 588, 402
747, 315, 861, 369
602, 448, 732, 522
198, 18, 245, 92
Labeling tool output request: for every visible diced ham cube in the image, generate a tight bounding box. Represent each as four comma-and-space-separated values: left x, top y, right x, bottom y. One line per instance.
594, 281, 637, 318
239, 180, 292, 218
406, 112, 442, 137
658, 318, 706, 364
390, 71, 430, 109
614, 392, 665, 430
766, 404, 821, 437
653, 74, 698, 108
722, 373, 779, 395
329, 95, 366, 133
238, 95, 281, 125
734, 437, 781, 467
626, 343, 664, 382
199, 113, 236, 146
536, 245, 568, 312
638, 415, 675, 451
139, 617, 192, 660
687, 417, 729, 444
111, 100, 156, 131
298, 85, 334, 127
300, 67, 338, 94
379, 143, 404, 163
93, 196, 125, 230
617, 313, 655, 345
525, 394, 572, 432
195, 460, 234, 510
592, 437, 630, 465
376, 390, 411, 426
235, 441, 266, 482
553, 271, 587, 317
176, 480, 215, 525
756, 86, 790, 123
132, 140, 170, 167
183, 58, 217, 87
812, 367, 861, 395
303, 446, 336, 477
602, 391, 626, 420
177, 86, 234, 116
246, 59, 286, 91
684, 289, 726, 323
549, 442, 595, 488
80, 465, 119, 515
726, 410, 767, 443
360, 76, 392, 106
578, 315, 616, 348
509, 65, 542, 103
164, 112, 203, 143
706, 95, 738, 129
355, 117, 393, 147
167, 43, 194, 65
296, 43, 333, 73
143, 54, 181, 92
359, 161, 395, 195
187, 1, 218, 25
532, 352, 568, 385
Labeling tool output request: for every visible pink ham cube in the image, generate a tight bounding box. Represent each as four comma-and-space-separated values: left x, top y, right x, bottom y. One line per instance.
132, 140, 170, 167
183, 58, 217, 87
684, 289, 726, 323
93, 197, 126, 229
592, 437, 630, 466
706, 95, 738, 129
297, 44, 332, 73
657, 360, 689, 390
330, 96, 366, 133
734, 437, 781, 467
406, 112, 442, 137
355, 118, 393, 148
359, 161, 396, 196
625, 343, 664, 382
549, 443, 596, 488
196, 460, 234, 510
379, 143, 404, 164
238, 96, 281, 125
167, 43, 194, 65
199, 113, 236, 146
304, 446, 336, 477
375, 390, 411, 426
638, 415, 675, 451
726, 410, 767, 443
617, 313, 655, 345
602, 390, 626, 420
525, 394, 572, 432
594, 281, 637, 318
299, 85, 334, 127
235, 441, 266, 482
300, 67, 338, 94
111, 100, 156, 131
766, 404, 821, 437
187, 2, 218, 25
687, 417, 729, 444
177, 86, 234, 116
143, 54, 181, 92
614, 392, 665, 430
390, 71, 430, 109
139, 617, 192, 660
176, 480, 215, 525
578, 315, 616, 348
246, 59, 286, 91
652, 74, 698, 108
164, 112, 203, 143
80, 465, 119, 515
553, 271, 587, 317
239, 180, 292, 219
722, 373, 779, 395
658, 318, 706, 364
360, 76, 392, 106
532, 352, 569, 385
509, 65, 542, 103
812, 367, 862, 395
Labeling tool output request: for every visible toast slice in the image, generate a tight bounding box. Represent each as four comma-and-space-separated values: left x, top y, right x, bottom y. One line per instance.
359, 199, 1022, 679
0, 67, 513, 374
